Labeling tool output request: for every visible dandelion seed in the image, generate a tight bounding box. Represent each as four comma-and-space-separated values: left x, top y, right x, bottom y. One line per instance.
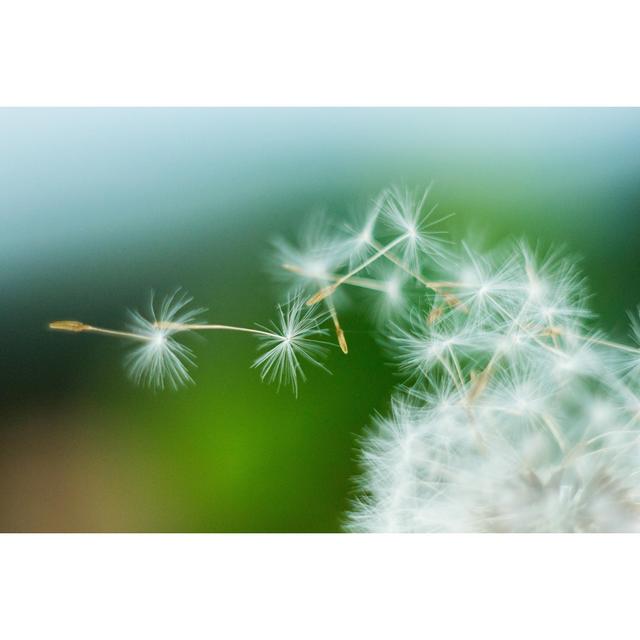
380, 184, 452, 268
342, 192, 385, 267
252, 297, 330, 396
50, 291, 331, 393
48, 291, 204, 391
274, 214, 346, 293
124, 290, 204, 390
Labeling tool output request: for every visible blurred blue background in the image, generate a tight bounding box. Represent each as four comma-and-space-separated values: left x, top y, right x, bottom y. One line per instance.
1, 108, 639, 531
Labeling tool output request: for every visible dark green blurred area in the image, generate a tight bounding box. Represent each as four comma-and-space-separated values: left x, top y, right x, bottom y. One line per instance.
1, 108, 639, 531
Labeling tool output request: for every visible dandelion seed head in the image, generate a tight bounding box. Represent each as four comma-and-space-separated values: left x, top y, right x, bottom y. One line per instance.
274, 212, 347, 293
338, 198, 640, 532
391, 311, 477, 378
356, 262, 413, 324
494, 328, 529, 358
306, 259, 330, 281
252, 296, 330, 396
380, 185, 450, 268
453, 245, 524, 320
385, 276, 401, 302
526, 273, 547, 301
587, 398, 617, 426
125, 290, 204, 391
153, 332, 166, 346
352, 210, 377, 249
266, 186, 640, 531
340, 193, 385, 267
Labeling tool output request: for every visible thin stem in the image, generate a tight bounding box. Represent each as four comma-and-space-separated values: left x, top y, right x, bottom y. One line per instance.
571, 333, 640, 355
288, 256, 469, 308
368, 240, 467, 312
325, 298, 348, 354
542, 413, 567, 452
156, 322, 277, 339
50, 319, 282, 342
306, 234, 408, 305
368, 239, 438, 291
282, 264, 390, 293
585, 430, 640, 447
436, 354, 465, 395
367, 239, 471, 296
449, 350, 467, 390
49, 321, 153, 342
284, 262, 468, 293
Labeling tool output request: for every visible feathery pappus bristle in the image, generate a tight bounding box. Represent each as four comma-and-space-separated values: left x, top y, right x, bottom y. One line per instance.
124, 290, 205, 391
253, 295, 330, 396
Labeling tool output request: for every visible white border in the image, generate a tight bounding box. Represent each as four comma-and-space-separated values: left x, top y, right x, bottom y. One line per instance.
2, 2, 639, 636
0, 0, 639, 105
1, 534, 638, 639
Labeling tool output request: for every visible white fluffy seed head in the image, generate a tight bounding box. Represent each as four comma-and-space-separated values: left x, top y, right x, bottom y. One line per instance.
274, 212, 348, 293
361, 262, 416, 323
341, 193, 385, 268
349, 367, 640, 532
390, 306, 490, 382
275, 187, 640, 531
252, 296, 330, 396
327, 192, 640, 531
125, 290, 205, 391
380, 185, 451, 268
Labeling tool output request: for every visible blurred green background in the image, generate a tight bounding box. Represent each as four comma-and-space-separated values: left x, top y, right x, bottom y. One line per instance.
1, 108, 639, 531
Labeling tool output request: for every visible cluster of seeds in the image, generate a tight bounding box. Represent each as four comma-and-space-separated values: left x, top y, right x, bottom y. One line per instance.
50, 185, 640, 531
278, 186, 640, 532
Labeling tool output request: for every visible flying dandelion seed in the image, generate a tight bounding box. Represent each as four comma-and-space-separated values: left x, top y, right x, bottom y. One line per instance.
124, 290, 205, 390
252, 296, 331, 396
50, 291, 330, 393
379, 184, 452, 269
